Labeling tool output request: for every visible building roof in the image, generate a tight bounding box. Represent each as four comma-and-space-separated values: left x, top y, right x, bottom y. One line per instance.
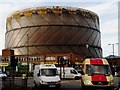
104, 55, 120, 59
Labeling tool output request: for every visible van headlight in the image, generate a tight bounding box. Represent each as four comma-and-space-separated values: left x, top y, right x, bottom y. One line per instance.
41, 81, 47, 84
85, 80, 91, 85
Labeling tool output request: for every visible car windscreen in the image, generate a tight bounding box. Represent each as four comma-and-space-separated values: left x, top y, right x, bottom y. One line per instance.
41, 68, 58, 76
86, 64, 111, 76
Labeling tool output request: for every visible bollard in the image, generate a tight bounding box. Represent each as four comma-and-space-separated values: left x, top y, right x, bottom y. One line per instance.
2, 76, 7, 89
21, 74, 27, 89
0, 77, 2, 90
118, 82, 120, 89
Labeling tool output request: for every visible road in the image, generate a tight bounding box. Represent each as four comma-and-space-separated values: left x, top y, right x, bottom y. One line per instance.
31, 79, 82, 90
2, 77, 82, 90
2, 77, 120, 90
113, 76, 120, 89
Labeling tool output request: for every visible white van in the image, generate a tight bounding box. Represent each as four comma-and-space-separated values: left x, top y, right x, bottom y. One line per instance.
57, 67, 81, 80
33, 64, 61, 88
0, 72, 7, 78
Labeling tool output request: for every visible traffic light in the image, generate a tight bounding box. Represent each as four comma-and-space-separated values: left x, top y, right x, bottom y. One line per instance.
57, 56, 63, 66
10, 56, 18, 67
60, 57, 64, 65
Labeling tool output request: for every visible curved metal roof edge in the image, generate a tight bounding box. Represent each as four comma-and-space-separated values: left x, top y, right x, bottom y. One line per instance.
104, 55, 120, 59
7, 6, 98, 18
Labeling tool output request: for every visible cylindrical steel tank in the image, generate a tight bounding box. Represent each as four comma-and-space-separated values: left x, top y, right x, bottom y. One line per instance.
5, 6, 102, 58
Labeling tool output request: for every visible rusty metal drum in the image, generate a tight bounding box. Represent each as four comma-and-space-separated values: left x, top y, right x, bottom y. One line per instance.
5, 6, 102, 58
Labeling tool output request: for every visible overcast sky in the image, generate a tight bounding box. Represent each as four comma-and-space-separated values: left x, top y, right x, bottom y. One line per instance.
0, 0, 119, 57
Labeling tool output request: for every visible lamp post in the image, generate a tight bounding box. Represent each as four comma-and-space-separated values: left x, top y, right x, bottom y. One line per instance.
21, 34, 29, 89
108, 43, 118, 56
27, 34, 29, 78
26, 34, 29, 88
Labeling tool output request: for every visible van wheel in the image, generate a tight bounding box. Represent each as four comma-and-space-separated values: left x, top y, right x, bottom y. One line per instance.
74, 76, 79, 80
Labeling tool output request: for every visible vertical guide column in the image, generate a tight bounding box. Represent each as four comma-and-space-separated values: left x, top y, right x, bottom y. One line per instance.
118, 1, 120, 56
0, 58, 2, 89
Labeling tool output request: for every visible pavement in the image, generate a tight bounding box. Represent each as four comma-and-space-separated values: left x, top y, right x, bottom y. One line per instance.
113, 76, 120, 90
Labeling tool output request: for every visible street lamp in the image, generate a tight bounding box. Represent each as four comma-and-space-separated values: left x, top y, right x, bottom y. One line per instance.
26, 34, 29, 88
108, 43, 118, 56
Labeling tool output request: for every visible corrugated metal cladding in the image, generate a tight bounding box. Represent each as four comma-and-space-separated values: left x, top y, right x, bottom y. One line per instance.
5, 6, 102, 58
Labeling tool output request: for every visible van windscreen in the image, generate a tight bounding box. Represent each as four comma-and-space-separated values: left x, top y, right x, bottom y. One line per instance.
86, 65, 111, 76
41, 69, 58, 76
